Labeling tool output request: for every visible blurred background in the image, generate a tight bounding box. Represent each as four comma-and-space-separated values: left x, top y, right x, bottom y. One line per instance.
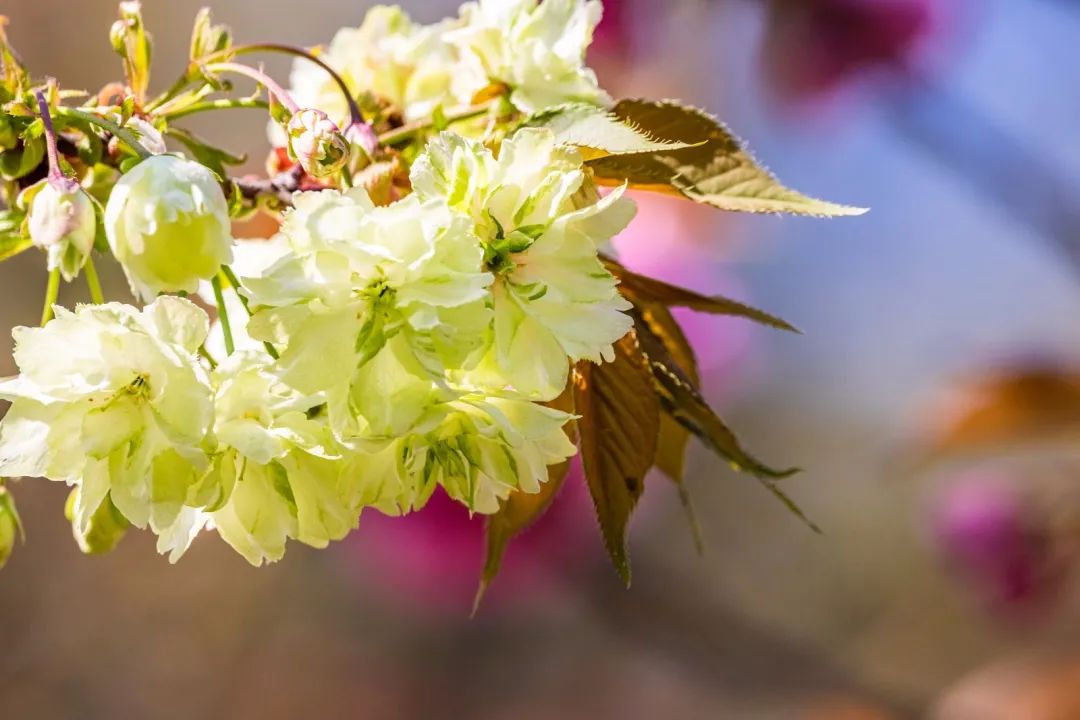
4, 0, 1080, 717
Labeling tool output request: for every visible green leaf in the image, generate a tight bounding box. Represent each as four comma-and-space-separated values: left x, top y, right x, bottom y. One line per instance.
190, 7, 232, 63
588, 99, 867, 217
606, 257, 800, 333
64, 489, 128, 556
0, 208, 30, 263
523, 102, 698, 159
165, 126, 245, 180
0, 134, 43, 180
112, 2, 153, 101
0, 18, 29, 96
574, 333, 661, 585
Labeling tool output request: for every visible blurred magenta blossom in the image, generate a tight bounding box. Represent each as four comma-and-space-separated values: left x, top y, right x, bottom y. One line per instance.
349, 465, 596, 612
613, 192, 751, 378
591, 0, 630, 57
930, 473, 1062, 612
761, 0, 942, 104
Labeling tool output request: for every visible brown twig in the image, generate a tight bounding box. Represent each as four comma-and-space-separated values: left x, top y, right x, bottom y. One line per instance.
230, 165, 303, 207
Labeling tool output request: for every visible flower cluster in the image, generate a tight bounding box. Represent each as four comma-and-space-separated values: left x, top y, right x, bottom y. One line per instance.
0, 0, 622, 565
284, 0, 607, 128
0, 0, 857, 576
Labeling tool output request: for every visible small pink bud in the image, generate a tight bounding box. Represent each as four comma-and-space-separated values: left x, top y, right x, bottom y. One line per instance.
344, 121, 379, 170
286, 109, 349, 178
25, 178, 97, 281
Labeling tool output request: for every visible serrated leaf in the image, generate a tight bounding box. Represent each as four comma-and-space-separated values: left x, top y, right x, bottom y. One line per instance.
606, 257, 800, 332
523, 103, 697, 160
588, 99, 866, 217
633, 312, 818, 533
630, 301, 698, 483
574, 333, 660, 585
638, 304, 706, 554
645, 304, 698, 480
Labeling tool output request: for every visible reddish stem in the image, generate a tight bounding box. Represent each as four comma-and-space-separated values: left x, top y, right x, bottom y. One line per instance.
33, 86, 64, 184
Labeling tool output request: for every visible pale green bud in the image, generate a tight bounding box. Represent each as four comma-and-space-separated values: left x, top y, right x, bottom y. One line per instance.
109, 19, 131, 56
104, 154, 233, 301
111, 2, 152, 99
65, 488, 129, 556
0, 487, 21, 570
189, 8, 232, 62
27, 178, 97, 282
286, 109, 349, 178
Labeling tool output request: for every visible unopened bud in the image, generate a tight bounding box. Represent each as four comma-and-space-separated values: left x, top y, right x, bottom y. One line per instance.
286, 109, 349, 178
0, 487, 21, 570
109, 19, 131, 56
105, 113, 166, 157
26, 178, 97, 281
190, 7, 232, 62
344, 121, 378, 172
104, 154, 233, 301
65, 488, 129, 556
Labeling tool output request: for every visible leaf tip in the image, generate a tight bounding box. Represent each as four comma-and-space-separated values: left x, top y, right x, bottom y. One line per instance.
470, 579, 489, 618
828, 204, 870, 218
675, 481, 707, 556
618, 562, 632, 588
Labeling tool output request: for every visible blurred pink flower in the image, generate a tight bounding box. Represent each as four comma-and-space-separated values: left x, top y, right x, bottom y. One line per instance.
591, 0, 631, 57
931, 474, 1061, 611
348, 464, 598, 613
613, 191, 751, 379
761, 0, 940, 103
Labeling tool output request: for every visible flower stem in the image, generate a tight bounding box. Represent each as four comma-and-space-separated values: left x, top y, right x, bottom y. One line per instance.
159, 96, 269, 121
32, 86, 64, 183
378, 102, 494, 146
151, 44, 363, 126
211, 274, 235, 356
53, 107, 152, 160
220, 264, 280, 360
40, 268, 60, 326
203, 62, 299, 114
198, 345, 218, 370
84, 256, 105, 304
229, 44, 363, 126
